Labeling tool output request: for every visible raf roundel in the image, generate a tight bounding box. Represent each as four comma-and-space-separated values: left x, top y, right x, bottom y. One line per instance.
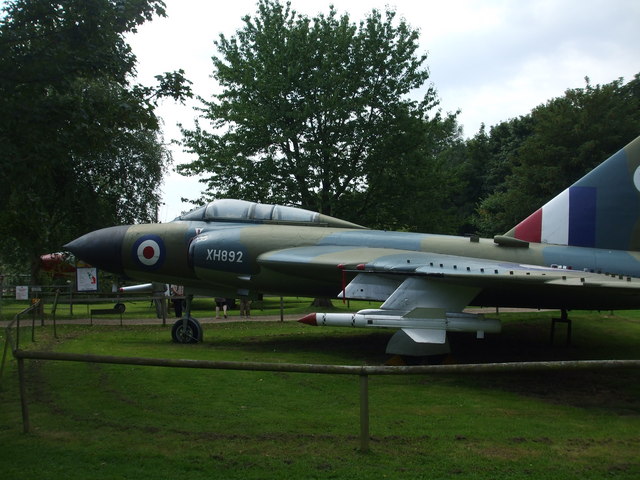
132, 235, 166, 269
634, 165, 640, 193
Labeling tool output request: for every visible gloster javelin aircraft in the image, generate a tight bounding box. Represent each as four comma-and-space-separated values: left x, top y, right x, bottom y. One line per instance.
65, 136, 640, 356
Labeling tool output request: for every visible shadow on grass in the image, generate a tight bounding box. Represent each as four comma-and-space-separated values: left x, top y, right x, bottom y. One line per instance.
201, 314, 640, 414
204, 328, 394, 364
445, 315, 640, 414
201, 312, 638, 363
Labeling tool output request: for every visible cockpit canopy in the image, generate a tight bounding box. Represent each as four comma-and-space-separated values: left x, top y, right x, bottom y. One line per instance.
175, 199, 365, 229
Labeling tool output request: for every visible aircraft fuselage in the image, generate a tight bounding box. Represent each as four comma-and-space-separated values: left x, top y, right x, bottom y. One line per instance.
67, 220, 640, 311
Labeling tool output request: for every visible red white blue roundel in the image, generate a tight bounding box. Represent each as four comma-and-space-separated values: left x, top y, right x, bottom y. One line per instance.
132, 235, 165, 269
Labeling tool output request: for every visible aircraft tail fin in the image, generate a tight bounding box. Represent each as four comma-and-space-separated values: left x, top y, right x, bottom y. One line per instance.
503, 135, 640, 251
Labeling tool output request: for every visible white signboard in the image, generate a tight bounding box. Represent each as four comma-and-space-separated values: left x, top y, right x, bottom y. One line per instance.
16, 285, 29, 300
77, 267, 98, 292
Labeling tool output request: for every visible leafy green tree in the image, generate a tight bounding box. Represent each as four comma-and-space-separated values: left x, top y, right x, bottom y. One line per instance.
180, 0, 456, 221
473, 75, 640, 236
339, 112, 464, 233
462, 117, 533, 234
0, 0, 191, 280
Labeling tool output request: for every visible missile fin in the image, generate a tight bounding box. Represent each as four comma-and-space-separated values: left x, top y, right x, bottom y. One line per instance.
401, 328, 447, 344
403, 307, 446, 319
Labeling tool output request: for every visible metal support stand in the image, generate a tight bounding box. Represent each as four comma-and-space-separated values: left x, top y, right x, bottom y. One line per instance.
280, 297, 284, 322
550, 309, 572, 346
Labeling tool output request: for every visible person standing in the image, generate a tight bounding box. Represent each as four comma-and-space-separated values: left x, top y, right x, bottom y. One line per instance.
170, 285, 185, 318
239, 295, 251, 318
215, 297, 227, 319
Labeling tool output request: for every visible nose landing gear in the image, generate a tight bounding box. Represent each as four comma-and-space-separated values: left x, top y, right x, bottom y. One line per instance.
171, 294, 203, 344
171, 316, 203, 343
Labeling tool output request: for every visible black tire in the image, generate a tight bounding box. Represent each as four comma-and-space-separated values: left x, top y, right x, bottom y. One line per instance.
171, 317, 203, 344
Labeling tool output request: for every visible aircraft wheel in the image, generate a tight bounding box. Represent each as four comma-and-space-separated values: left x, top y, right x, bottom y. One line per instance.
171, 317, 203, 344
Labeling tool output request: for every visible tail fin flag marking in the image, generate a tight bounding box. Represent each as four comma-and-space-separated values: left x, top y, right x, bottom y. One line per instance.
514, 208, 542, 243
506, 136, 640, 251
568, 186, 597, 247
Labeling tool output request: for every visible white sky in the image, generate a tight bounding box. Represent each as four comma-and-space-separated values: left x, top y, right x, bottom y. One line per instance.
126, 0, 640, 222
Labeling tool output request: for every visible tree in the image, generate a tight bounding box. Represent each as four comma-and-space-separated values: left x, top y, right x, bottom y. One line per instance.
462, 117, 534, 235
180, 0, 454, 220
0, 0, 191, 281
473, 75, 640, 236
338, 111, 464, 233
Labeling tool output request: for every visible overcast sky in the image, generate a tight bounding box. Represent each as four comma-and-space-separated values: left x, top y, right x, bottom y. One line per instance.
126, 0, 640, 222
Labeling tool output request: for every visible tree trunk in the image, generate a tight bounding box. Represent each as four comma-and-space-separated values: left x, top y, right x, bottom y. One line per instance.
310, 298, 333, 308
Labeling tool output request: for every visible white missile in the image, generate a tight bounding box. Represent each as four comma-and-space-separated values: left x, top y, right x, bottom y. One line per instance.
118, 282, 168, 294
119, 283, 154, 293
298, 308, 501, 340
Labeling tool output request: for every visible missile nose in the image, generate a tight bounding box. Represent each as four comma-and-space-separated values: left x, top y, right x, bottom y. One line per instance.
298, 313, 318, 326
64, 225, 129, 274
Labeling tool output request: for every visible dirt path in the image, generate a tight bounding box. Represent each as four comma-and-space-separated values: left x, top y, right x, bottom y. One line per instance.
1, 307, 554, 327
0, 313, 303, 327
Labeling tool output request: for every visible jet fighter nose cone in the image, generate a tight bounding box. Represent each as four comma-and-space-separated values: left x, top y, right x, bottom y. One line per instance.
64, 225, 129, 274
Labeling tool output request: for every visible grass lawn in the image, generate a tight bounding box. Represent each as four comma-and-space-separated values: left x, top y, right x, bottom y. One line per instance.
1, 308, 639, 479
